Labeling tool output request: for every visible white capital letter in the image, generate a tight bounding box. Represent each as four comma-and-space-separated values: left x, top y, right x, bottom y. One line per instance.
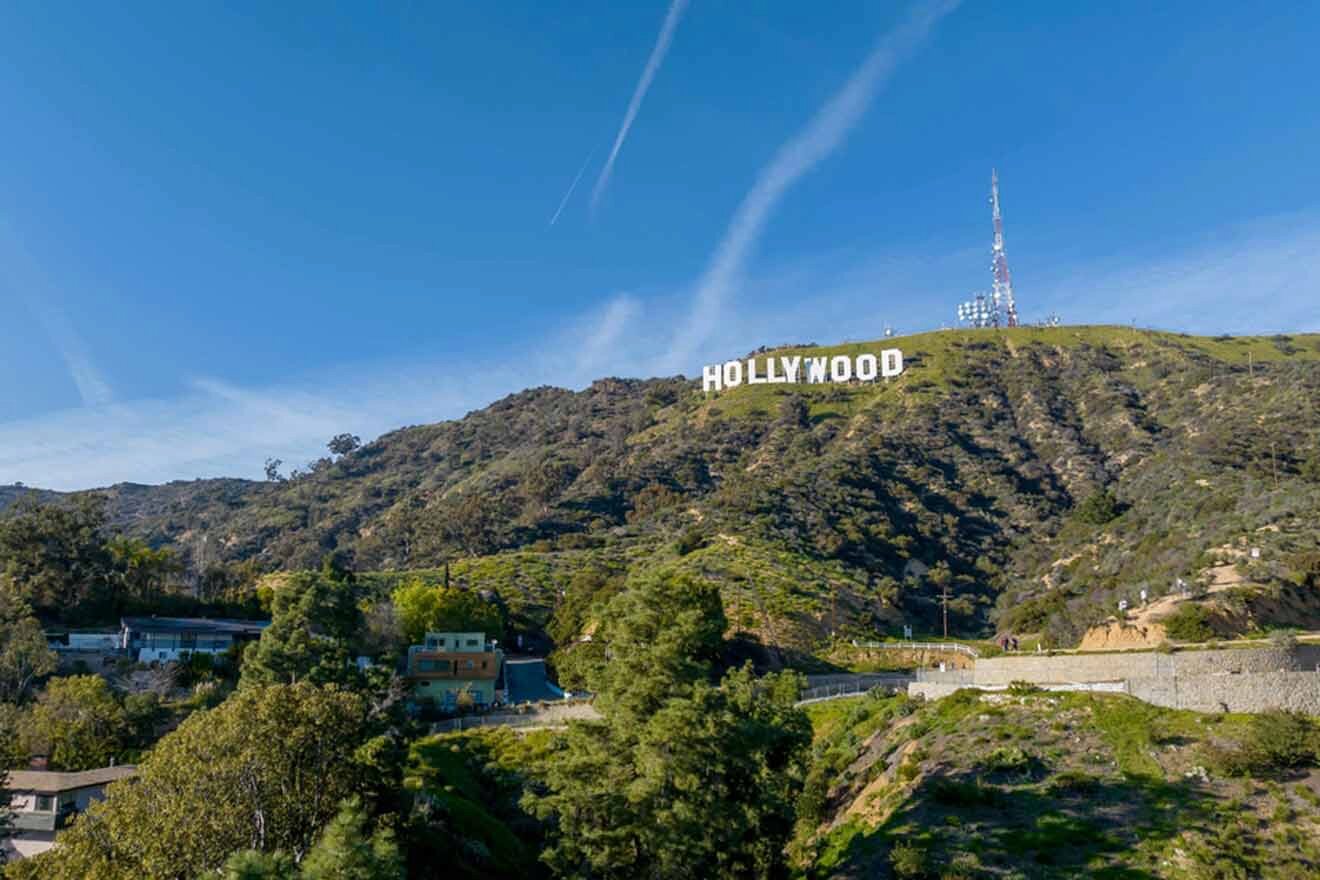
807, 357, 828, 384
881, 349, 904, 378
781, 356, 801, 383
723, 360, 744, 388
856, 354, 878, 381
702, 364, 722, 393
747, 358, 767, 385
830, 355, 852, 382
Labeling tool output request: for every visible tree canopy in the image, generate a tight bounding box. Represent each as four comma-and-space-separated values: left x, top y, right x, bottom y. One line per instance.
527, 574, 811, 879
240, 555, 365, 690
391, 579, 504, 645
0, 591, 57, 704
11, 683, 380, 880
21, 675, 128, 772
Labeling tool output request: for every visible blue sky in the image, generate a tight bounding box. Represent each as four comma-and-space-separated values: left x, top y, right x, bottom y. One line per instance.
2, 0, 1318, 489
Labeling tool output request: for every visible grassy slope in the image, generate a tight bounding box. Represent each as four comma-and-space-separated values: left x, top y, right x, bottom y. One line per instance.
796, 691, 1320, 879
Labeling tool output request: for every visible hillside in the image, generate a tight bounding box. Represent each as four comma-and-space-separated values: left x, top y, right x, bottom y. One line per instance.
796, 689, 1320, 878
5, 326, 1320, 648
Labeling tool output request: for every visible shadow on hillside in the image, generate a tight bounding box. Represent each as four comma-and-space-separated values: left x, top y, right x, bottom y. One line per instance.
724, 632, 849, 674
815, 765, 1216, 880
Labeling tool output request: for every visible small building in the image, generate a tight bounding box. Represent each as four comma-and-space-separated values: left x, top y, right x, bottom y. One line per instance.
406, 632, 503, 711
120, 616, 269, 664
2, 765, 137, 861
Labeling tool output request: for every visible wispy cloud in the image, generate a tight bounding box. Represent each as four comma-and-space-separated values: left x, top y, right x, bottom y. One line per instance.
1031, 215, 1320, 335
2, 209, 1318, 491
573, 294, 643, 374
32, 307, 114, 407
0, 223, 115, 407
660, 0, 961, 372
549, 148, 597, 226
589, 0, 689, 213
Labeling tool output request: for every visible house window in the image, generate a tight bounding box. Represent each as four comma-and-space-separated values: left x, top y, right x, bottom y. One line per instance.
465, 639, 479, 648
36, 795, 54, 812
464, 659, 475, 670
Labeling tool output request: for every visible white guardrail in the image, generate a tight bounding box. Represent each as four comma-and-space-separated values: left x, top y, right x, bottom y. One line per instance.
850, 640, 980, 659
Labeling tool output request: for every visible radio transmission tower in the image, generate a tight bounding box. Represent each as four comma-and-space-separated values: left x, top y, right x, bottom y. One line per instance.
990, 169, 1018, 327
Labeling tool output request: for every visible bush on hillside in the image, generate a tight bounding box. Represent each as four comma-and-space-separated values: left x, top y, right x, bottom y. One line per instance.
1074, 490, 1121, 526
1160, 604, 1216, 642
1202, 710, 1319, 779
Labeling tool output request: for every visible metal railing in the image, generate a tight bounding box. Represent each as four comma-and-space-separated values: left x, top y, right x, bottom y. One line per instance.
850, 640, 980, 658
796, 677, 909, 705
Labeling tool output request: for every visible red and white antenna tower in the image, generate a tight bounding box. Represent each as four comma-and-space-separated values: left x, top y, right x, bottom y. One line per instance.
990, 169, 1018, 327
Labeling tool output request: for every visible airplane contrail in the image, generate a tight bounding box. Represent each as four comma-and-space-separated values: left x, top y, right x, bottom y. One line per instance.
661, 0, 961, 371
549, 148, 597, 226
590, 0, 689, 213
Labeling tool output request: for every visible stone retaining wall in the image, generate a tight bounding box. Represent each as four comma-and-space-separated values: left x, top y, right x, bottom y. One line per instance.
1127, 672, 1320, 714
908, 645, 1320, 714
972, 645, 1320, 686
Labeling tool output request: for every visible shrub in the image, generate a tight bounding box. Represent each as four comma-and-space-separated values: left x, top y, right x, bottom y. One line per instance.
1075, 490, 1120, 526
890, 841, 929, 879
931, 778, 1000, 808
1160, 604, 1216, 642
981, 746, 1031, 773
1204, 710, 1319, 779
1049, 770, 1101, 794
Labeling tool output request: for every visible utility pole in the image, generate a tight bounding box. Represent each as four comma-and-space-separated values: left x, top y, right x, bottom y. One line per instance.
942, 582, 949, 639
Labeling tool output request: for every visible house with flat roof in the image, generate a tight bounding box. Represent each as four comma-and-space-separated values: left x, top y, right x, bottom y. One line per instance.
3, 765, 137, 861
120, 616, 269, 663
406, 632, 503, 710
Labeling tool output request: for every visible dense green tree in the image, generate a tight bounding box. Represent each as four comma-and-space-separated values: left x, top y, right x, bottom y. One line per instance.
22, 675, 128, 771
391, 579, 504, 645
240, 556, 365, 690
584, 574, 726, 723
9, 683, 379, 880
214, 798, 401, 880
0, 494, 112, 621
220, 850, 297, 879
328, 434, 362, 458
0, 591, 57, 704
106, 537, 181, 606
528, 575, 811, 880
299, 797, 403, 880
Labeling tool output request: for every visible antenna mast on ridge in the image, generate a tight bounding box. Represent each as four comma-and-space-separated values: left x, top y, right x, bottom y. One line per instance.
990, 169, 1018, 328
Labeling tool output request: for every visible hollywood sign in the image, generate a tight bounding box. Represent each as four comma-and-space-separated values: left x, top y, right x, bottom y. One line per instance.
702, 350, 904, 393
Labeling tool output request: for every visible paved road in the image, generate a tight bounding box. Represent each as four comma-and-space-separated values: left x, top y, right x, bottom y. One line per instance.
504, 658, 567, 704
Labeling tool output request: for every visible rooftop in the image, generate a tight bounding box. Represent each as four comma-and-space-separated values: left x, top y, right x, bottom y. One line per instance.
6, 765, 138, 794
121, 616, 269, 636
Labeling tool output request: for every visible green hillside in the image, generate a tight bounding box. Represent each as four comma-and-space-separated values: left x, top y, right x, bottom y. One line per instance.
7, 325, 1320, 649
796, 689, 1320, 878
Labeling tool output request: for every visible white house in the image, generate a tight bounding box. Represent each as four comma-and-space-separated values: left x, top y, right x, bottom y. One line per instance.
3, 765, 137, 861
120, 616, 269, 663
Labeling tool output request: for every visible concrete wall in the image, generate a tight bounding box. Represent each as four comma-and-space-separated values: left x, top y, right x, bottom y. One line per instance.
909, 645, 1320, 715
972, 645, 1320, 686
1127, 672, 1320, 715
